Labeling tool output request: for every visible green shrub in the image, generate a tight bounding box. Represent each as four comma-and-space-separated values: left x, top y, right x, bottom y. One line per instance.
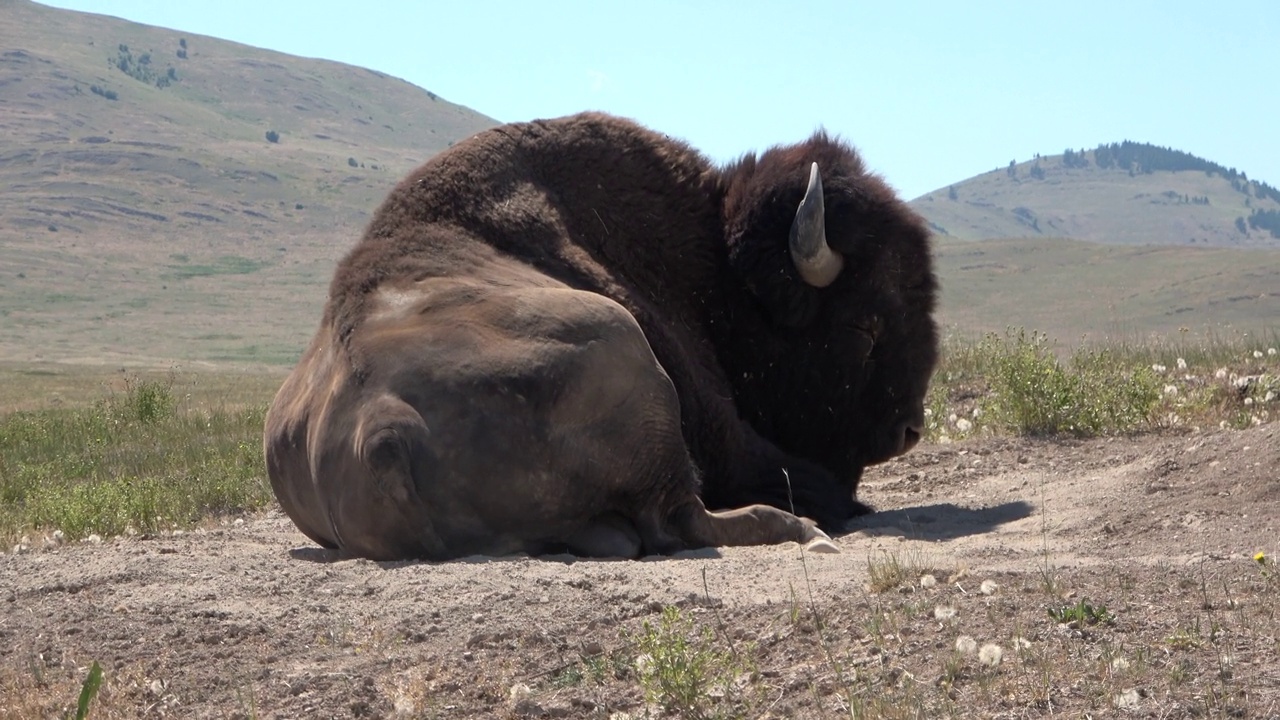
978, 329, 1161, 437
630, 606, 754, 719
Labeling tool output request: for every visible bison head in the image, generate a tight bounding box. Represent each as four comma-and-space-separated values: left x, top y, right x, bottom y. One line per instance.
718, 131, 939, 492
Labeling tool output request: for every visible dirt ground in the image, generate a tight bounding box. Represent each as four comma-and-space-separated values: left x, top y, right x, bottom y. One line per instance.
3, 424, 1278, 719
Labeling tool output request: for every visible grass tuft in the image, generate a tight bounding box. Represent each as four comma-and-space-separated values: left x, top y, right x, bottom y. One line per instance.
630, 606, 755, 719
1047, 599, 1114, 626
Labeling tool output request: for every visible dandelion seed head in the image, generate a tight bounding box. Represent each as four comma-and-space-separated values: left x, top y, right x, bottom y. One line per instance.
1151, 364, 1166, 373
978, 643, 1003, 667
934, 606, 956, 620
1176, 357, 1187, 370
955, 635, 977, 654
1110, 657, 1130, 672
1244, 397, 1254, 406
1269, 348, 1277, 356
955, 418, 973, 433
979, 579, 999, 595
1163, 384, 1178, 396
1014, 637, 1032, 649
919, 574, 938, 588
1215, 367, 1229, 380
1266, 390, 1276, 403
1253, 350, 1264, 359
507, 683, 534, 711
1113, 688, 1140, 709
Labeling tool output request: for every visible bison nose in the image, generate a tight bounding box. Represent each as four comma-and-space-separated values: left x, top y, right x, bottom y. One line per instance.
900, 423, 922, 453
891, 412, 924, 456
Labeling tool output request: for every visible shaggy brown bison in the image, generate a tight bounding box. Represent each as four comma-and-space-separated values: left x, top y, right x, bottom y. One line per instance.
264, 111, 937, 561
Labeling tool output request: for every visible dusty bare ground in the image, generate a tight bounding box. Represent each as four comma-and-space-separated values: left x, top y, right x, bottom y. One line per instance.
3, 424, 1278, 719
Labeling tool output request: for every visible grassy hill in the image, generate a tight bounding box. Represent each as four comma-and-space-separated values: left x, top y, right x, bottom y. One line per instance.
0, 1, 1274, 366
933, 236, 1280, 344
911, 145, 1280, 248
0, 0, 497, 365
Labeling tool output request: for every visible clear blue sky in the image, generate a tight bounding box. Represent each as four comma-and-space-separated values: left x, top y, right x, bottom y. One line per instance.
41, 0, 1280, 200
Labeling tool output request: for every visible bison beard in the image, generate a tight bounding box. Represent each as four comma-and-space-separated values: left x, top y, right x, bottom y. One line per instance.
264, 112, 938, 561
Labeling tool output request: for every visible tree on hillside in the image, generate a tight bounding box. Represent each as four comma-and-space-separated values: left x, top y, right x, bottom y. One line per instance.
1089, 141, 1279, 204
265, 130, 280, 144
1007, 160, 1017, 179
948, 185, 958, 201
1062, 148, 1090, 169
1247, 209, 1280, 238
1235, 216, 1248, 234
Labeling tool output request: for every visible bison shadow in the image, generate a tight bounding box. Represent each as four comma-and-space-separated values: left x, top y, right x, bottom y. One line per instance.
286, 546, 726, 565
839, 500, 1035, 542
283, 502, 1032, 564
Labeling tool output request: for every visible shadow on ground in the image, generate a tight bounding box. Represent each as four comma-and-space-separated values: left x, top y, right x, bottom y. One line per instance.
842, 500, 1035, 541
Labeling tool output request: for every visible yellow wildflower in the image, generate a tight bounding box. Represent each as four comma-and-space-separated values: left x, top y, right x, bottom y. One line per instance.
1255, 552, 1267, 564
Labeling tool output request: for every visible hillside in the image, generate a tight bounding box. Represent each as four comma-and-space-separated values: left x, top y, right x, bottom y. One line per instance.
0, 0, 497, 365
911, 143, 1280, 248
0, 0, 1275, 365
932, 236, 1280, 343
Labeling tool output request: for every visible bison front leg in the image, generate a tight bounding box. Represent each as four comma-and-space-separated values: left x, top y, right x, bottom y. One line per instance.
664, 500, 834, 551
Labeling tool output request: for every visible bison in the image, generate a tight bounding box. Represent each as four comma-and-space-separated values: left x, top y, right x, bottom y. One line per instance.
264, 111, 937, 561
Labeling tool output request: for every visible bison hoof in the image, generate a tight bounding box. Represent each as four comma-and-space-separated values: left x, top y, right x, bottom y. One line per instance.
804, 536, 841, 554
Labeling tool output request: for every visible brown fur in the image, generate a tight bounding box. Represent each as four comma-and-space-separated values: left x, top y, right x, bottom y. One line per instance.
264, 112, 936, 560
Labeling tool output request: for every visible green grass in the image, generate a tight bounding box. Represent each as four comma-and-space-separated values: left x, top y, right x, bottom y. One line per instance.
162, 255, 272, 279
926, 328, 1278, 441
0, 373, 272, 545
1048, 599, 1115, 627
978, 328, 1161, 437
629, 605, 756, 720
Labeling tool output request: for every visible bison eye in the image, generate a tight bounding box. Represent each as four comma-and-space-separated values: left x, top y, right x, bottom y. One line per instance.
845, 324, 876, 360
849, 315, 881, 341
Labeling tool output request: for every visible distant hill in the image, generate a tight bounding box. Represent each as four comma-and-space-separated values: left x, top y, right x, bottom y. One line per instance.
0, 0, 498, 365
911, 142, 1280, 248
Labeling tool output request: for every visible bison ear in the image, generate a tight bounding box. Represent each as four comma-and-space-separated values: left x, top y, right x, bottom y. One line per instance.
789, 162, 844, 288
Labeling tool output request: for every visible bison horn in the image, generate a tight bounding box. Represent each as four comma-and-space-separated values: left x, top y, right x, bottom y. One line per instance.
788, 162, 844, 288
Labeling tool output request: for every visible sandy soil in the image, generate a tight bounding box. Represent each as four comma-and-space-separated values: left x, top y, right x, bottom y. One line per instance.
3, 424, 1278, 719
